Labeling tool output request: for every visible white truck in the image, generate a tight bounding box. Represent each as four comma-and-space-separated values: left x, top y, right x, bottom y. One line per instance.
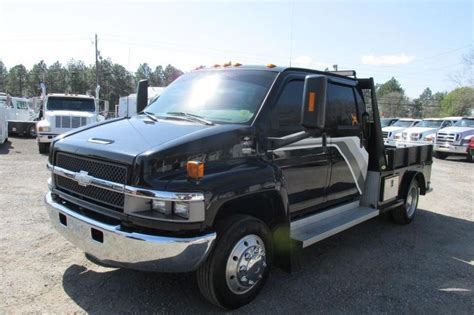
382, 118, 420, 146
398, 117, 460, 147
434, 117, 474, 161
117, 87, 164, 117
2, 94, 39, 137
36, 94, 103, 154
0, 94, 8, 144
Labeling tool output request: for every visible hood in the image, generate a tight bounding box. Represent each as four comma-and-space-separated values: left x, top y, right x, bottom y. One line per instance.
403, 127, 438, 135
53, 115, 251, 165
382, 126, 405, 133
46, 110, 95, 117
438, 126, 474, 134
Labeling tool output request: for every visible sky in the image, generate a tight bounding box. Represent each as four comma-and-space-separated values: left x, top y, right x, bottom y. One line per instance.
0, 0, 472, 98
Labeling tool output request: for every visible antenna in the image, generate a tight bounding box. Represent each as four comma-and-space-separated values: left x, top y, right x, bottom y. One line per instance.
289, 0, 295, 67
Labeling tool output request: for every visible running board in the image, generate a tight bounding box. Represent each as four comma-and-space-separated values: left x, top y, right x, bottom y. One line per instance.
291, 202, 379, 248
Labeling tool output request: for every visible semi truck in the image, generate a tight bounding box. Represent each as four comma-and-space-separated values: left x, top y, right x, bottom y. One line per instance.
36, 93, 104, 154
44, 65, 433, 309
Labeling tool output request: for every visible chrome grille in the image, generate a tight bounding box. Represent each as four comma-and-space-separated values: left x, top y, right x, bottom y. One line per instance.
382, 131, 389, 139
436, 133, 456, 144
55, 116, 88, 128
54, 152, 128, 210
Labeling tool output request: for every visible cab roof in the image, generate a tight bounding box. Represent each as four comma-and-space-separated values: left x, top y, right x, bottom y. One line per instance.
47, 93, 94, 99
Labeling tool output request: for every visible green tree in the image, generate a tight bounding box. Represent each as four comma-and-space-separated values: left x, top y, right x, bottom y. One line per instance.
67, 59, 90, 94
109, 63, 134, 106
163, 64, 183, 86
376, 77, 408, 117
135, 63, 153, 82
0, 60, 8, 92
151, 65, 165, 86
28, 60, 48, 96
441, 87, 474, 116
6, 64, 29, 96
413, 87, 433, 118
46, 62, 68, 93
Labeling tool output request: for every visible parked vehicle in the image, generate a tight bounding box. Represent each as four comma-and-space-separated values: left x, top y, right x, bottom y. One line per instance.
381, 117, 398, 128
382, 118, 420, 146
117, 87, 165, 117
0, 94, 8, 144
468, 137, 474, 162
397, 117, 460, 147
3, 94, 38, 137
44, 66, 433, 309
36, 94, 104, 154
433, 117, 474, 161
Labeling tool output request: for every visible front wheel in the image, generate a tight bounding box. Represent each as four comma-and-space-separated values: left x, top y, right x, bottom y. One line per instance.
433, 151, 448, 159
28, 124, 37, 137
391, 180, 419, 225
197, 215, 272, 310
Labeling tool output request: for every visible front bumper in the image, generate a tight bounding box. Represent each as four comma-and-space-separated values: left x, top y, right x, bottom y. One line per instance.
434, 144, 468, 155
396, 140, 433, 147
37, 133, 58, 143
45, 192, 216, 272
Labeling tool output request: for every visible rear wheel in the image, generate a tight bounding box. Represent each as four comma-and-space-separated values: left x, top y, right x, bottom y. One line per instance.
391, 180, 419, 225
38, 142, 49, 154
433, 151, 448, 159
197, 215, 272, 310
28, 124, 37, 137
467, 151, 473, 162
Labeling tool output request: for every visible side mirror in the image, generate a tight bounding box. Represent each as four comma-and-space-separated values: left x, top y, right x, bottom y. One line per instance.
136, 79, 148, 114
301, 75, 327, 130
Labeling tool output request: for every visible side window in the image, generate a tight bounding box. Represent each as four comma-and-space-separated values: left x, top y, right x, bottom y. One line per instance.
268, 80, 304, 137
441, 120, 451, 128
326, 83, 359, 135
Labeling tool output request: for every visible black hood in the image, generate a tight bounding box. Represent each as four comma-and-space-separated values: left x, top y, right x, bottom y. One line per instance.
53, 115, 251, 165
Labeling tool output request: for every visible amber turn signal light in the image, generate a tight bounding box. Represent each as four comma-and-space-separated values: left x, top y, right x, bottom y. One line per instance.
187, 161, 204, 179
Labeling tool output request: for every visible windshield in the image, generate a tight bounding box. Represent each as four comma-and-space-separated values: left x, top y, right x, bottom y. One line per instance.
381, 118, 397, 127
417, 120, 443, 128
145, 70, 277, 124
392, 120, 414, 127
454, 118, 474, 127
46, 97, 95, 112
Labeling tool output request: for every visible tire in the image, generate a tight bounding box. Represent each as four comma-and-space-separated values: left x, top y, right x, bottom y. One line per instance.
433, 151, 448, 159
28, 124, 37, 138
197, 215, 273, 310
38, 142, 49, 154
391, 180, 419, 225
467, 152, 473, 163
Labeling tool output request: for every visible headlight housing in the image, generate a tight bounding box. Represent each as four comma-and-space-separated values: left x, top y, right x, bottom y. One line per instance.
424, 134, 435, 142
38, 126, 51, 132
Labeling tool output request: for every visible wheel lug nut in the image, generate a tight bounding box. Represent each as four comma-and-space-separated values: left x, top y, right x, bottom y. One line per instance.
239, 266, 247, 272
241, 276, 248, 282
248, 280, 254, 285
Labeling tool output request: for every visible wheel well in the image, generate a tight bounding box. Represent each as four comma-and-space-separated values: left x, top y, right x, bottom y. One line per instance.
401, 171, 426, 197
214, 191, 287, 229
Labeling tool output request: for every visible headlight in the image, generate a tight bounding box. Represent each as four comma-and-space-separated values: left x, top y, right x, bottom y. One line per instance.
395, 134, 402, 139
424, 134, 435, 142
151, 199, 172, 215
174, 202, 190, 219
38, 126, 51, 132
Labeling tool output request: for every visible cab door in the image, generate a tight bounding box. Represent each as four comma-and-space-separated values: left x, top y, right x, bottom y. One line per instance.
265, 76, 330, 214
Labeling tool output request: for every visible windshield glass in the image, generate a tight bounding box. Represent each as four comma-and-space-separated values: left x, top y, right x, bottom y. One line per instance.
417, 120, 443, 128
381, 118, 397, 127
145, 70, 277, 124
46, 97, 95, 112
392, 120, 414, 127
454, 118, 474, 127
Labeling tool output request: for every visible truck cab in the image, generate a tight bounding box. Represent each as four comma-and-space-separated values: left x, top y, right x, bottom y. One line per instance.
36, 94, 103, 154
382, 118, 420, 146
44, 66, 433, 309
434, 117, 474, 161
4, 95, 38, 137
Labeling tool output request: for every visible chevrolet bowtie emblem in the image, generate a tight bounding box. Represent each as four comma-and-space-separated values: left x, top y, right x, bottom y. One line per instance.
75, 170, 92, 187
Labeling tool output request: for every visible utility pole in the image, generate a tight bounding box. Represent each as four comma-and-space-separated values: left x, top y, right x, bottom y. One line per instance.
95, 33, 99, 87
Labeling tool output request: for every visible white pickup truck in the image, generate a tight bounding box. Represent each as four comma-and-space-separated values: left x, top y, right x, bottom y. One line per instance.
36, 94, 104, 154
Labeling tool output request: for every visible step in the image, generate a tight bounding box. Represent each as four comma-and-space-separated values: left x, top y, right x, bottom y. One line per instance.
291, 202, 379, 248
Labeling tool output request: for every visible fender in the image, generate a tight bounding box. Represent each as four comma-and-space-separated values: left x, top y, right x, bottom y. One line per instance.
399, 170, 426, 199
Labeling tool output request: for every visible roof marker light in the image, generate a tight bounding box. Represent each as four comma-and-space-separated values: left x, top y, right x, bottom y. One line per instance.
267, 63, 276, 68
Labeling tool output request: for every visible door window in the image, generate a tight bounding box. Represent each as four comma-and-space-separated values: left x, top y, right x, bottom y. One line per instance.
268, 80, 304, 137
326, 83, 359, 136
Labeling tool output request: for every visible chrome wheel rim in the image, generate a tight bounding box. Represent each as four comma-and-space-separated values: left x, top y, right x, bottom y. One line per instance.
406, 185, 418, 217
29, 125, 36, 137
225, 234, 266, 295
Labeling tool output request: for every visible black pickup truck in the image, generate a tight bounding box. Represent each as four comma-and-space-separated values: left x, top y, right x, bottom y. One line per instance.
45, 65, 433, 309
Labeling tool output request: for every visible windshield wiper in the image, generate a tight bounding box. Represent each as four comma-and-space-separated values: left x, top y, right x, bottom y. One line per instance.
165, 111, 214, 125
142, 111, 159, 122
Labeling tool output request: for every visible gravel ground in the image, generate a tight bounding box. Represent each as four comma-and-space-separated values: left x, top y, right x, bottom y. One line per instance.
0, 137, 473, 314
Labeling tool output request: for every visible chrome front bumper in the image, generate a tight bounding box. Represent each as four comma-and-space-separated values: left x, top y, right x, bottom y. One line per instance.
434, 144, 468, 154
45, 192, 216, 272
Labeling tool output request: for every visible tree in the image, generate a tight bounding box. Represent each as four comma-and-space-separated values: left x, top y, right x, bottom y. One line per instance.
28, 60, 48, 96
46, 62, 68, 93
151, 65, 165, 86
0, 60, 7, 92
108, 63, 134, 106
6, 64, 29, 96
163, 64, 183, 86
67, 59, 90, 94
441, 87, 474, 116
376, 77, 408, 117
413, 87, 433, 118
135, 63, 153, 82
450, 49, 473, 87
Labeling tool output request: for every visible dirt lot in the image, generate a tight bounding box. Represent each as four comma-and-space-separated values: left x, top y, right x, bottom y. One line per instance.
0, 137, 473, 314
